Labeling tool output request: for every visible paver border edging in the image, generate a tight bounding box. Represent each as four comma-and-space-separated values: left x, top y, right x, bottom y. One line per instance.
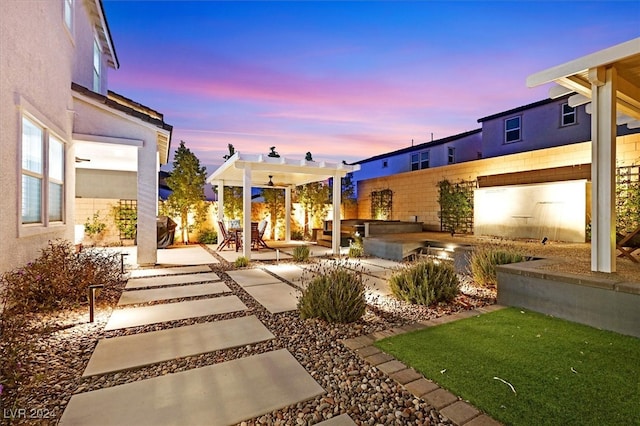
341, 305, 506, 426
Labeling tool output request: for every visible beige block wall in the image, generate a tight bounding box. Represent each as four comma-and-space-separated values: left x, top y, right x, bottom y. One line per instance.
357, 135, 640, 231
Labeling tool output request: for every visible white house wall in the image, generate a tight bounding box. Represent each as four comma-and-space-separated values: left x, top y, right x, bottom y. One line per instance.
0, 1, 78, 273
474, 180, 588, 242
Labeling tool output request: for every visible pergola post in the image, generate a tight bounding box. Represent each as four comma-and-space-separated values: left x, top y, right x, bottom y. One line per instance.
590, 66, 618, 273
242, 165, 252, 260
332, 173, 341, 255
215, 180, 224, 232
285, 186, 292, 241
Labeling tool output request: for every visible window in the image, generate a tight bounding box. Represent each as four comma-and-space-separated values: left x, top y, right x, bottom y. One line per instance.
447, 147, 455, 164
411, 151, 429, 170
21, 116, 65, 226
561, 103, 576, 126
382, 160, 388, 168
505, 116, 521, 143
63, 0, 73, 32
93, 37, 101, 92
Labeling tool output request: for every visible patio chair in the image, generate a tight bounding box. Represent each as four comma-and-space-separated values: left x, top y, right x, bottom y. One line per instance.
250, 222, 261, 251
257, 219, 270, 249
616, 226, 640, 263
217, 220, 239, 251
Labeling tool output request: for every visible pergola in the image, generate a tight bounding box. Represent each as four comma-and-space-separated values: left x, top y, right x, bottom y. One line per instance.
206, 153, 360, 260
527, 37, 640, 273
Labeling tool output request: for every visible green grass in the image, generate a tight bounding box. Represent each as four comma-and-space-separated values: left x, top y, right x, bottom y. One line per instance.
375, 308, 640, 426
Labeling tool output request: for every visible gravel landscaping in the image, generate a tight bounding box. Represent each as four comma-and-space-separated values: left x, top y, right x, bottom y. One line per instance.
0, 249, 496, 426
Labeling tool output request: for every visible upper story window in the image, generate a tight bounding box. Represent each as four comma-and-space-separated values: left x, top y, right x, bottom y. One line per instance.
93, 37, 102, 92
411, 151, 429, 171
382, 160, 388, 168
63, 0, 74, 32
447, 147, 455, 164
505, 116, 521, 143
561, 103, 576, 126
21, 116, 65, 226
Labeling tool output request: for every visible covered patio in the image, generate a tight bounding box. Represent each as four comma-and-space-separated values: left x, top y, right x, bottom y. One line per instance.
206, 152, 359, 261
527, 37, 640, 273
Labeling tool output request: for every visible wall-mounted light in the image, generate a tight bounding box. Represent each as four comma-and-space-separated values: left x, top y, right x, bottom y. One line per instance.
267, 175, 274, 187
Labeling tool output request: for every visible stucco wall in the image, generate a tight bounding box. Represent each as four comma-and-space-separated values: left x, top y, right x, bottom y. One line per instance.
357, 134, 640, 234
0, 1, 78, 273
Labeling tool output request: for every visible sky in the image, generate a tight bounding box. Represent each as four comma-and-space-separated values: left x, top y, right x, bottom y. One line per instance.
103, 1, 640, 174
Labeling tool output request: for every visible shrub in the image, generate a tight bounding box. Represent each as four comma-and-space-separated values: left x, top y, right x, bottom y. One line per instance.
298, 263, 366, 323
234, 256, 249, 268
471, 245, 526, 287
292, 245, 310, 262
0, 240, 123, 314
348, 235, 364, 258
84, 211, 107, 237
291, 229, 305, 241
197, 228, 218, 244
389, 259, 459, 305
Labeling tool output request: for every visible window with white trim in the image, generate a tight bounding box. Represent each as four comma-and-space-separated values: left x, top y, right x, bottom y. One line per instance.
93, 37, 101, 92
505, 116, 521, 143
410, 151, 429, 171
21, 116, 65, 225
64, 0, 74, 32
447, 147, 455, 164
561, 103, 576, 126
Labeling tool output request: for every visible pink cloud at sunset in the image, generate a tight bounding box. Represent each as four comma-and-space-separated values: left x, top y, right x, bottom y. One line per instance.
103, 1, 640, 173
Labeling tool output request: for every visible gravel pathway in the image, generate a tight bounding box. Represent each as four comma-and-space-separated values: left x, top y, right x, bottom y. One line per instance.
1, 252, 496, 426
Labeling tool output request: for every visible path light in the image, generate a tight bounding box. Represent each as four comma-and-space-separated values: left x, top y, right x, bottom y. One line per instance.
88, 284, 104, 323
541, 237, 548, 245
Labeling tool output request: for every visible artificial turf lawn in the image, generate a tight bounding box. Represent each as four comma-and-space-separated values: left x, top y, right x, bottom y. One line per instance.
374, 307, 640, 426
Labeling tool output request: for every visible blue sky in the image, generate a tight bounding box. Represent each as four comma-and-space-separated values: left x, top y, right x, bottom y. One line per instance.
103, 1, 640, 173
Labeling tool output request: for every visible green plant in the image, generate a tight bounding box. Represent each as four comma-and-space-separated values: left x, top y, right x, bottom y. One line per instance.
389, 259, 459, 305
234, 256, 249, 267
197, 228, 218, 244
291, 229, 305, 241
292, 245, 310, 262
437, 179, 475, 235
298, 263, 366, 323
112, 203, 137, 239
84, 211, 107, 237
348, 235, 364, 258
470, 245, 526, 287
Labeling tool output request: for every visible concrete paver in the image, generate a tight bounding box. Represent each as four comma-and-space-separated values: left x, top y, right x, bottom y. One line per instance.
104, 296, 247, 331
263, 264, 306, 286
242, 282, 300, 313
128, 265, 211, 278
84, 316, 273, 377
60, 349, 324, 426
126, 272, 221, 290
315, 414, 357, 426
227, 269, 283, 287
365, 276, 393, 297
440, 401, 480, 425
118, 282, 230, 305
156, 245, 219, 265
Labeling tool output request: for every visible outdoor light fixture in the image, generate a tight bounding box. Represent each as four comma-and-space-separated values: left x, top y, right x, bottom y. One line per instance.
267, 175, 274, 186
541, 237, 548, 245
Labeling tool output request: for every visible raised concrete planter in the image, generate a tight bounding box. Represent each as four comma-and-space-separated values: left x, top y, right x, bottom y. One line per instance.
497, 259, 640, 338
364, 221, 423, 237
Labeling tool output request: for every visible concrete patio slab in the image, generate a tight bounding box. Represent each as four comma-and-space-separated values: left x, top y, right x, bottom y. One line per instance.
125, 272, 221, 290
104, 296, 247, 331
128, 265, 212, 278
84, 316, 273, 377
213, 246, 293, 263
157, 245, 219, 265
118, 282, 231, 306
360, 257, 403, 270
226, 269, 282, 287
365, 276, 393, 297
60, 349, 324, 426
263, 264, 306, 285
242, 282, 300, 313
316, 414, 357, 426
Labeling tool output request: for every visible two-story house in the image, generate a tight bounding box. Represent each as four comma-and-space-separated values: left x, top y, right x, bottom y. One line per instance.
0, 0, 172, 274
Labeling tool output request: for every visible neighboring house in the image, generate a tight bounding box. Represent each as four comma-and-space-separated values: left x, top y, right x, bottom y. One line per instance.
351, 95, 638, 192
0, 0, 172, 274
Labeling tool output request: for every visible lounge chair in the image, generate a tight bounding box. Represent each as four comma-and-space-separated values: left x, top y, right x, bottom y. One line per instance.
257, 220, 269, 249
616, 226, 640, 263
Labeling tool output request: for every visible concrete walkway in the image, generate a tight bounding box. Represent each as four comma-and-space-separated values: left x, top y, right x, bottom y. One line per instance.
62, 263, 327, 425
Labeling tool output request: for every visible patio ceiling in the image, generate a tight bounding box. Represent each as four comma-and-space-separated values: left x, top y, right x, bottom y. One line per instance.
527, 37, 640, 126
206, 153, 360, 188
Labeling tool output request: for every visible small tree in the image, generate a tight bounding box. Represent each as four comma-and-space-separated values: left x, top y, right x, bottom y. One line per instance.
296, 182, 330, 237
262, 187, 285, 239
341, 173, 357, 214
165, 141, 208, 244
223, 186, 243, 221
